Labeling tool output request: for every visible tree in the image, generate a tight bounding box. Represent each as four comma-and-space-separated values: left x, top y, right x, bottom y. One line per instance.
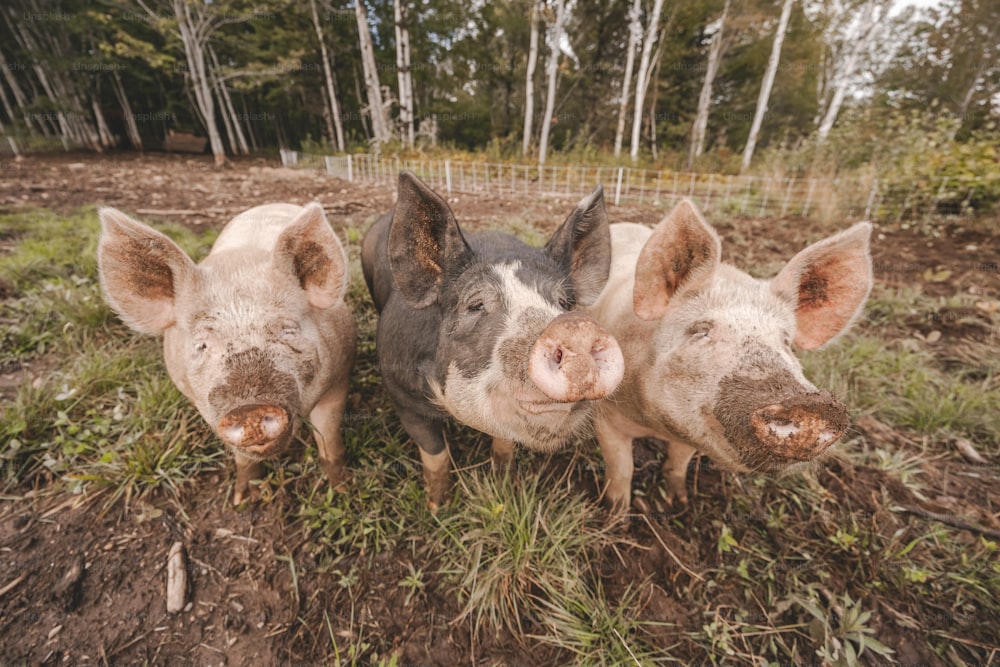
816, 0, 889, 144
355, 0, 392, 145
613, 0, 642, 158
630, 0, 665, 162
394, 0, 415, 147
522, 0, 541, 156
741, 0, 794, 171
311, 0, 346, 152
688, 0, 732, 168
538, 0, 570, 167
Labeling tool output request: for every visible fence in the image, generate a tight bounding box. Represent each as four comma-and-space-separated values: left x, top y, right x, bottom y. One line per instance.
281, 150, 890, 221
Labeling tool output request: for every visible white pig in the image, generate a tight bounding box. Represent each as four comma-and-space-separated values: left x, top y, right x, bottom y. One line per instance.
98, 203, 356, 504
588, 199, 872, 510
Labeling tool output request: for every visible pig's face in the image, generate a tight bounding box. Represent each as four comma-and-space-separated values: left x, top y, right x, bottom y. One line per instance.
387, 174, 624, 451
98, 204, 349, 464
161, 269, 322, 461
624, 201, 871, 473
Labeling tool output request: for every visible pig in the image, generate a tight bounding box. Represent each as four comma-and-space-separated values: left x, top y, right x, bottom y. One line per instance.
588, 199, 872, 510
361, 171, 625, 509
97, 203, 356, 505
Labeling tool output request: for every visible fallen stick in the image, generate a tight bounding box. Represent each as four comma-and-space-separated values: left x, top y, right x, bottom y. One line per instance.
166, 541, 187, 614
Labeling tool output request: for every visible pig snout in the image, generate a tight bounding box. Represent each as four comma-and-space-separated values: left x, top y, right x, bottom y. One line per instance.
218, 404, 293, 456
528, 312, 624, 403
749, 390, 849, 461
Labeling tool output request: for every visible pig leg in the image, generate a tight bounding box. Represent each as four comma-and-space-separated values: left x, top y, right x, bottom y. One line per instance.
661, 440, 697, 505
310, 384, 351, 492
232, 454, 265, 506
397, 410, 452, 510
595, 419, 635, 512
491, 437, 516, 475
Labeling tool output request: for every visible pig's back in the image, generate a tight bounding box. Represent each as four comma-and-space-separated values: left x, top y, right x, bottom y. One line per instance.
210, 203, 305, 256
589, 223, 650, 322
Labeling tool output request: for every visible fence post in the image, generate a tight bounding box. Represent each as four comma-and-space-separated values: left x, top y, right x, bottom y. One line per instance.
6, 136, 18, 157
803, 178, 815, 217
346, 154, 352, 182
614, 167, 624, 206
705, 173, 715, 210
780, 178, 794, 217
445, 160, 452, 195
864, 178, 879, 220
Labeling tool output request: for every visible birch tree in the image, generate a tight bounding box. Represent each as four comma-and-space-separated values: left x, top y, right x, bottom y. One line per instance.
209, 45, 249, 155
816, 0, 887, 143
394, 0, 415, 147
154, 0, 228, 166
522, 0, 540, 157
629, 0, 665, 162
112, 71, 143, 151
688, 0, 732, 168
614, 0, 642, 158
538, 0, 570, 167
740, 0, 794, 171
310, 0, 345, 151
355, 0, 392, 145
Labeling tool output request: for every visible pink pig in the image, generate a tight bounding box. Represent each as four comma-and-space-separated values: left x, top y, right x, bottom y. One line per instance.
587, 199, 873, 509
98, 203, 356, 504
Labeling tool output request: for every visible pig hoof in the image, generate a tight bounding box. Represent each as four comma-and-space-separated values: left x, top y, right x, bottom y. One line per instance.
232, 483, 262, 507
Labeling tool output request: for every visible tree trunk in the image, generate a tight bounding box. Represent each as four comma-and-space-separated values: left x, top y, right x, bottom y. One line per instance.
112, 70, 143, 151
688, 0, 731, 168
394, 0, 415, 147
614, 0, 642, 158
0, 47, 29, 131
522, 0, 540, 157
816, 0, 880, 144
311, 0, 346, 151
92, 96, 115, 148
209, 45, 249, 155
353, 64, 372, 142
170, 0, 226, 166
741, 0, 794, 172
629, 0, 665, 162
356, 0, 391, 144
538, 0, 569, 167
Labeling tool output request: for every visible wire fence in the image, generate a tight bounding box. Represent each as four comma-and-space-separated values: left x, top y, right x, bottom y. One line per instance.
281, 150, 891, 221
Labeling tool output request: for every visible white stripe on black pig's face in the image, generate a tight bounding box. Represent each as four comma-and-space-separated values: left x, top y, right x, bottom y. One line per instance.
387, 173, 624, 452
625, 200, 872, 473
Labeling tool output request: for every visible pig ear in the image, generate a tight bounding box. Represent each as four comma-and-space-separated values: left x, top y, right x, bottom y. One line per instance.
633, 199, 721, 321
770, 222, 873, 350
544, 184, 611, 306
98, 207, 197, 334
388, 170, 471, 308
275, 203, 349, 310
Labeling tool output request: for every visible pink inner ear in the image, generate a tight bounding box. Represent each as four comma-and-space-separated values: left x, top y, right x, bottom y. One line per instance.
633, 200, 720, 321
776, 225, 873, 350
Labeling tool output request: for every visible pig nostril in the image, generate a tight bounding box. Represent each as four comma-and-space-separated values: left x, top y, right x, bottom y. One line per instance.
767, 418, 799, 440
262, 415, 284, 439
222, 424, 244, 446
553, 347, 563, 367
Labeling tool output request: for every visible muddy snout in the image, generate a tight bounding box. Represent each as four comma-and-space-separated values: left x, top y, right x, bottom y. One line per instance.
750, 390, 849, 461
218, 404, 294, 457
528, 312, 624, 402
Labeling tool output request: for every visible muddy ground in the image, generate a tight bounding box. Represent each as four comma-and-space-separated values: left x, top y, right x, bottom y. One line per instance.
0, 153, 997, 665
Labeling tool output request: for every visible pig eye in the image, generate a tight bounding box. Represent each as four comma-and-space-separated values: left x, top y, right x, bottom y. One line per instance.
687, 321, 712, 339
193, 341, 209, 354
467, 301, 484, 314
557, 296, 573, 311
281, 323, 300, 337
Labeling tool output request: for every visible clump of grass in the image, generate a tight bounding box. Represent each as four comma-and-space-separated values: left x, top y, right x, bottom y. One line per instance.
802, 333, 1000, 453
434, 470, 608, 637
297, 415, 427, 556
433, 468, 666, 661
0, 208, 224, 499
